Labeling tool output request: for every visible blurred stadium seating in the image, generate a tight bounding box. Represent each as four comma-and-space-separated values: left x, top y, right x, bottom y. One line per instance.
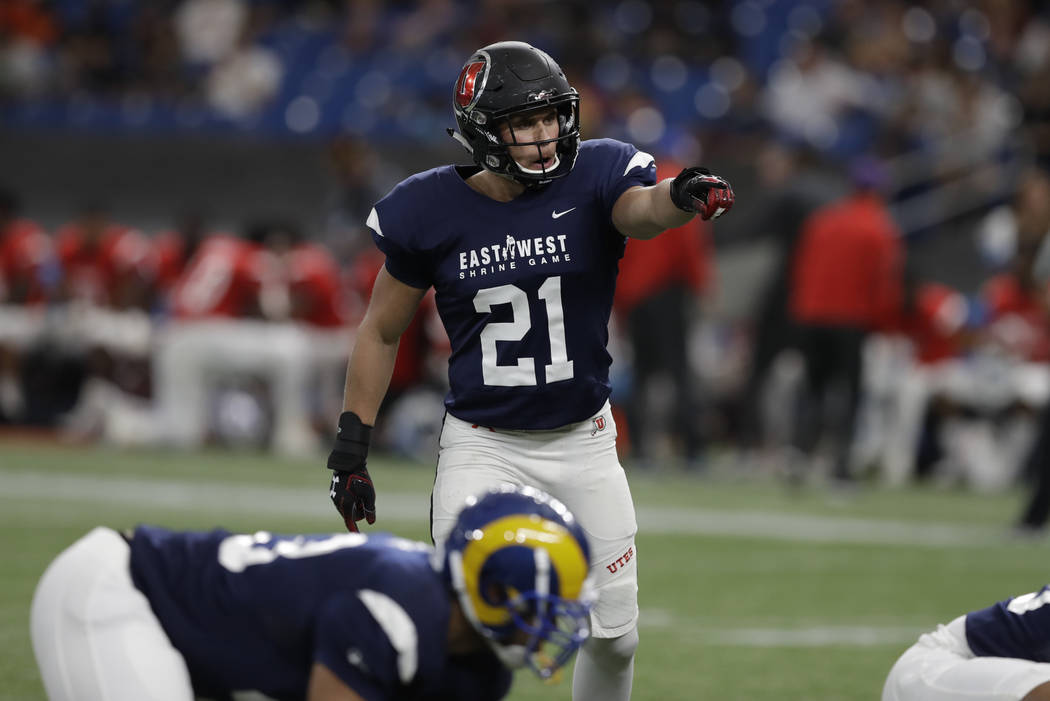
2, 0, 1050, 493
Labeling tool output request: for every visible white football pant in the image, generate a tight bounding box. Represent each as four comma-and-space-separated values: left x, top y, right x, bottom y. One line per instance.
883, 615, 1050, 701
30, 527, 193, 701
153, 320, 346, 455
431, 400, 639, 639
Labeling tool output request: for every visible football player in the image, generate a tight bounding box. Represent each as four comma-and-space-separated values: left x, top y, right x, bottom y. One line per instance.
0, 188, 55, 421
883, 585, 1050, 700
30, 485, 594, 701
156, 226, 324, 455
54, 204, 153, 310
326, 40, 735, 701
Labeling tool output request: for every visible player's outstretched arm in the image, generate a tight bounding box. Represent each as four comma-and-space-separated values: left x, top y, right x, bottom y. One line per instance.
307, 662, 369, 701
612, 167, 735, 240
328, 266, 427, 532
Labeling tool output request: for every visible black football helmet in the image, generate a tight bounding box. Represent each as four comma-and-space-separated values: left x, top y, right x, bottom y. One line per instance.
449, 41, 581, 187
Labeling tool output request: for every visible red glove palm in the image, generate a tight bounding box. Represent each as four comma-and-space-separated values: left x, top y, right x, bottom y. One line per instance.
329, 466, 376, 533
670, 167, 735, 221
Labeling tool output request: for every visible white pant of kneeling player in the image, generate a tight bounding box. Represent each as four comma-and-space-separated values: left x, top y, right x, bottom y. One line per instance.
30, 527, 194, 701
94, 320, 347, 456
154, 320, 350, 455
883, 616, 1050, 701
881, 358, 1048, 492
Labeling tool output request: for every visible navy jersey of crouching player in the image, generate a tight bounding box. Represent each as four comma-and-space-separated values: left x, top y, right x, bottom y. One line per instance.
966, 585, 1050, 661
128, 526, 510, 701
366, 138, 656, 430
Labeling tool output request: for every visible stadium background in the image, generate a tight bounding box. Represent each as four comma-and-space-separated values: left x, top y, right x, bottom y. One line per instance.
3, 1, 1050, 699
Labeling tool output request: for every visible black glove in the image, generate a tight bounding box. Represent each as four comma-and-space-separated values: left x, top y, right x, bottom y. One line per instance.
327, 411, 376, 533
669, 167, 735, 221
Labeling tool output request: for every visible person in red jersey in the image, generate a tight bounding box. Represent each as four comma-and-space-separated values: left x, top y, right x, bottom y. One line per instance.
253, 223, 356, 440
0, 192, 54, 307
149, 212, 213, 312
344, 246, 449, 458
613, 158, 714, 468
251, 222, 348, 329
880, 274, 974, 487
169, 231, 263, 320
54, 204, 152, 310
0, 188, 56, 421
148, 222, 345, 455
787, 156, 903, 484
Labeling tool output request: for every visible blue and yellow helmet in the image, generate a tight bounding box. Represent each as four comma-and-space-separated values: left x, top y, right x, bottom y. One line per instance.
439, 485, 594, 680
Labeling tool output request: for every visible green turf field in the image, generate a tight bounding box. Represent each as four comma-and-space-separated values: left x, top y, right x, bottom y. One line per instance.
3, 439, 1046, 701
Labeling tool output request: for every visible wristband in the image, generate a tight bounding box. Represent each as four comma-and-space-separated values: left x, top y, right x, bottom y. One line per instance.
328, 411, 372, 470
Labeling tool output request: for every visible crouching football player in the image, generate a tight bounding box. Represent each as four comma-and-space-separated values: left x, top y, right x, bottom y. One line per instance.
883, 585, 1050, 701
30, 486, 593, 701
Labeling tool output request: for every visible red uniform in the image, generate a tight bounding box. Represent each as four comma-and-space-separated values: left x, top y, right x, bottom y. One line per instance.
286, 243, 347, 328
170, 236, 262, 319
614, 202, 712, 317
615, 162, 712, 315
55, 223, 152, 308
151, 231, 194, 297
347, 248, 445, 392
0, 218, 53, 304
790, 192, 902, 329
981, 273, 1050, 362
899, 283, 968, 365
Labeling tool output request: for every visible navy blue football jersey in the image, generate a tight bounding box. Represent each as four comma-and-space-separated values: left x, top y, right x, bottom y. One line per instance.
367, 138, 657, 429
127, 525, 511, 701
966, 585, 1050, 661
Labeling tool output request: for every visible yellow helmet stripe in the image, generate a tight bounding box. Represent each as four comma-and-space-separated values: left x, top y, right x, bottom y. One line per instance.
460, 514, 588, 627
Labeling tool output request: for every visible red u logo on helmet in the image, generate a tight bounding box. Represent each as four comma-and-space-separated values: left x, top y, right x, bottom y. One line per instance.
455, 60, 487, 110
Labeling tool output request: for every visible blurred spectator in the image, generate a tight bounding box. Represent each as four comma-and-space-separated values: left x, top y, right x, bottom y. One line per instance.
0, 187, 53, 422
54, 205, 152, 310
58, 227, 262, 441
786, 156, 903, 484
614, 158, 714, 469
169, 230, 261, 319
174, 0, 246, 66
978, 168, 1050, 280
880, 178, 1050, 493
733, 140, 847, 454
51, 206, 156, 437
0, 0, 59, 98
1017, 390, 1050, 535
72, 222, 348, 455
150, 211, 213, 312
345, 245, 449, 457
879, 274, 972, 487
252, 220, 353, 439
4, 0, 1050, 484
204, 17, 283, 120
0, 187, 53, 305
1020, 60, 1050, 170
250, 220, 346, 328
323, 134, 401, 263
945, 234, 1050, 492
762, 37, 870, 153
981, 239, 1050, 367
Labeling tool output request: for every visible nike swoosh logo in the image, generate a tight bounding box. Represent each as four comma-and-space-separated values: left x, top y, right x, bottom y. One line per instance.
552, 207, 576, 219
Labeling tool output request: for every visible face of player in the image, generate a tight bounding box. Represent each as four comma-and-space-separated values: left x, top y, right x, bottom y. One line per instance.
498, 107, 559, 173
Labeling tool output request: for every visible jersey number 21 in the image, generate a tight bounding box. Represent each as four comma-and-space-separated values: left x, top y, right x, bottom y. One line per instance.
474, 276, 574, 386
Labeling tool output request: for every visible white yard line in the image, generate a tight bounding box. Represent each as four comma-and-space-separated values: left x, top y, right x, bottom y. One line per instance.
639, 609, 926, 646
0, 469, 1006, 547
